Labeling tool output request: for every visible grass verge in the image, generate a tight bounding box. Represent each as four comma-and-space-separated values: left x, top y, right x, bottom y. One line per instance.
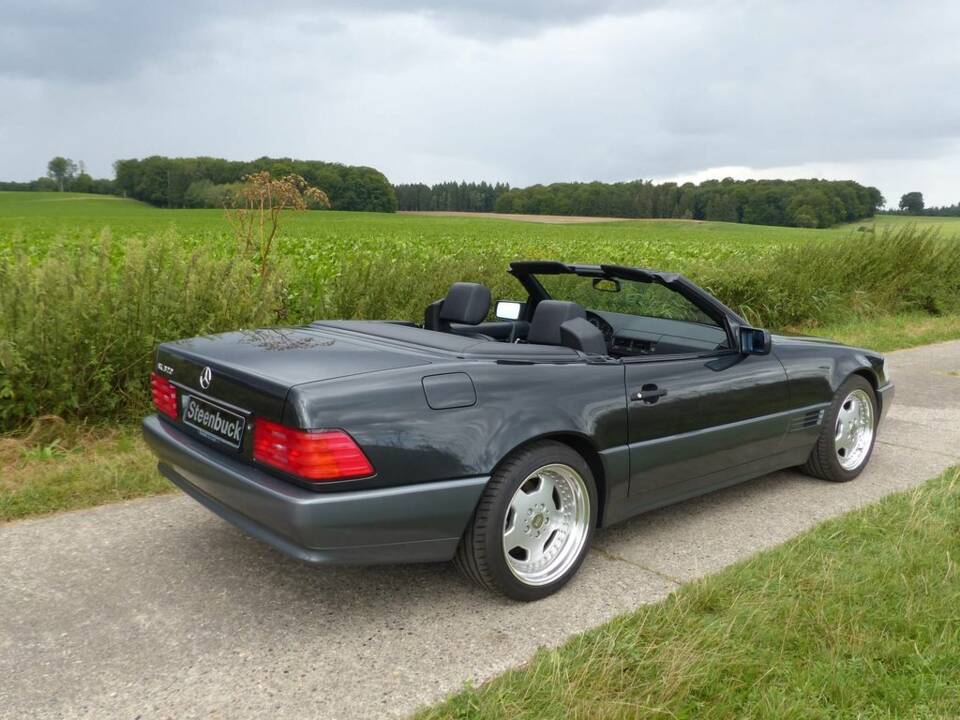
792, 312, 960, 352
416, 466, 960, 720
0, 420, 169, 522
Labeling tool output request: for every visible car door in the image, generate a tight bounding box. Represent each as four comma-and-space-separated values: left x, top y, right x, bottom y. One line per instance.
625, 349, 792, 501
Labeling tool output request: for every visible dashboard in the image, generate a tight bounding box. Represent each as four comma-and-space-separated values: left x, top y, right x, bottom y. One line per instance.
585, 310, 728, 356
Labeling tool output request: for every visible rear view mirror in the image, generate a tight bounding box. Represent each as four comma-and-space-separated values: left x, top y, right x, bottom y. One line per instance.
739, 326, 772, 355
592, 278, 621, 293
495, 300, 523, 321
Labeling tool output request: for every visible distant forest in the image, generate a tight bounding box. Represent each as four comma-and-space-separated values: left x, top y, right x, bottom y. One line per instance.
910, 203, 960, 216
394, 181, 510, 212
2, 160, 916, 227
113, 156, 397, 212
0, 156, 397, 213
0, 173, 114, 195
396, 178, 885, 228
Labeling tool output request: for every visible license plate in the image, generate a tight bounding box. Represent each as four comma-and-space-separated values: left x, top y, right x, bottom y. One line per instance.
181, 394, 246, 448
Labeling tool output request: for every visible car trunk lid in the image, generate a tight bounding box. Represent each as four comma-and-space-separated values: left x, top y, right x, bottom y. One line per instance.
155, 326, 432, 428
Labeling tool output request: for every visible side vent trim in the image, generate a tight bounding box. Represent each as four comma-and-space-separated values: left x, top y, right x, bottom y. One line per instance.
789, 408, 825, 432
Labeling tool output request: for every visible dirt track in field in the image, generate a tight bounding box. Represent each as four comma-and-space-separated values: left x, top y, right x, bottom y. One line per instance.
400, 210, 653, 224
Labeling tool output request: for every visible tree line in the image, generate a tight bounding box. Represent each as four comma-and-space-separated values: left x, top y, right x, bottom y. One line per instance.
490, 178, 883, 228
0, 156, 115, 195
113, 156, 397, 212
1, 155, 397, 213
886, 191, 960, 217
5, 157, 892, 228
394, 181, 511, 212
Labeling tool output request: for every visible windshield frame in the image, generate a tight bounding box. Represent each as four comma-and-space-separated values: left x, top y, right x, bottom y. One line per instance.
509, 261, 741, 354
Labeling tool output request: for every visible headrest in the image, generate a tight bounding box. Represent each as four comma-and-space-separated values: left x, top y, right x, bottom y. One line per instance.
527, 300, 586, 346
560, 317, 607, 355
439, 283, 491, 325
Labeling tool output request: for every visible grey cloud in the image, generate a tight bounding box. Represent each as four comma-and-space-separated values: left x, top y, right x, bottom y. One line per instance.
0, 0, 668, 82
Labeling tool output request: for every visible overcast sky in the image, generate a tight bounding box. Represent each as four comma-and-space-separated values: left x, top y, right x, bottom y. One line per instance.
2, 0, 959, 206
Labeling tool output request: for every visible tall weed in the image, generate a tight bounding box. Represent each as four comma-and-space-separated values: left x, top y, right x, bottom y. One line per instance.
696, 226, 960, 328
2, 224, 958, 430
0, 232, 282, 429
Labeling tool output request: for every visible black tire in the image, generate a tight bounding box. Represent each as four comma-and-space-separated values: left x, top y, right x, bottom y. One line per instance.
454, 440, 598, 602
801, 375, 878, 482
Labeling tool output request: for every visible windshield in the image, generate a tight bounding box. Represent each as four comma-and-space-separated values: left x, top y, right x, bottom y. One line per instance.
530, 271, 731, 355
534, 273, 717, 325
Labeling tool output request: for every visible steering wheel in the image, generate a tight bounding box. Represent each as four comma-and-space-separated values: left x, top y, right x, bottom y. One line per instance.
585, 311, 614, 345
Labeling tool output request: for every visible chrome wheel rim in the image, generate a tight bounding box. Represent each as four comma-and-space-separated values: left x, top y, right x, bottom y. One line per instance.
502, 463, 590, 587
834, 389, 875, 470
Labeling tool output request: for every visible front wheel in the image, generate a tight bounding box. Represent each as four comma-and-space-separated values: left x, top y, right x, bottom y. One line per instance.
454, 441, 597, 601
801, 375, 878, 482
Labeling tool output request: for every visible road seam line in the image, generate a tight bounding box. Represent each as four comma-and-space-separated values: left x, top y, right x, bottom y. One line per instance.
877, 439, 960, 460
592, 545, 683, 585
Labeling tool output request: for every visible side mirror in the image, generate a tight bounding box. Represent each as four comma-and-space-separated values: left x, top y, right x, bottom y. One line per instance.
495, 300, 523, 321
739, 326, 771, 355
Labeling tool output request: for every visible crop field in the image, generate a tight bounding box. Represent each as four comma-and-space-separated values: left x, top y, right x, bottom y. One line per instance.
2, 191, 960, 432
0, 190, 852, 265
3, 192, 959, 269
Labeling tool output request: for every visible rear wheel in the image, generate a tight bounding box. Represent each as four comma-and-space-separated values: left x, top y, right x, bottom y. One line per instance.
454, 441, 597, 601
801, 375, 878, 482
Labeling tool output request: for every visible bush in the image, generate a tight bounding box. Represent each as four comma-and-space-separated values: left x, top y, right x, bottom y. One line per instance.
2, 224, 957, 431
697, 226, 960, 328
0, 232, 283, 429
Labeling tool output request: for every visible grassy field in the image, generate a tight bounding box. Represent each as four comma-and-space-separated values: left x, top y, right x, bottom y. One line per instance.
4, 191, 960, 236
3, 193, 958, 303
417, 466, 960, 720
0, 191, 857, 284
3, 193, 959, 297
863, 213, 960, 234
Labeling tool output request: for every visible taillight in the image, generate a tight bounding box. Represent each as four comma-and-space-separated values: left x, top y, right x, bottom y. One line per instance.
253, 418, 374, 481
151, 372, 178, 419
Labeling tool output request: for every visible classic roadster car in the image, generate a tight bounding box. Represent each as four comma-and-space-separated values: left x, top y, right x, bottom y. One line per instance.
143, 261, 893, 600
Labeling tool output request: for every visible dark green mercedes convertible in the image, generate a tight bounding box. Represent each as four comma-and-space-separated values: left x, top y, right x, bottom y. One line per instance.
143, 261, 893, 600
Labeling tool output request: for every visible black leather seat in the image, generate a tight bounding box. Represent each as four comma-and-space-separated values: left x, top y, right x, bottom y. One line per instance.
527, 300, 586, 345
425, 282, 493, 338
527, 300, 607, 355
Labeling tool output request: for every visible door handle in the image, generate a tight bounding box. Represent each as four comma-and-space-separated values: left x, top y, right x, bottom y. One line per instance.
632, 384, 668, 404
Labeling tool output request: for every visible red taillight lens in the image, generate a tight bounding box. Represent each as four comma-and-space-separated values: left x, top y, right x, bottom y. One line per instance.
252, 418, 374, 481
150, 372, 179, 419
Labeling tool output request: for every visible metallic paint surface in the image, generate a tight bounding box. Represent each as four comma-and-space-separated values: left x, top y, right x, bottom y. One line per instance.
143, 416, 488, 561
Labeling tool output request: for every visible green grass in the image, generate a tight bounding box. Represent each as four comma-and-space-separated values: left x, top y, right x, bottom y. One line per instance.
804, 312, 960, 352
0, 191, 842, 277
417, 467, 960, 720
855, 214, 960, 235
0, 422, 169, 522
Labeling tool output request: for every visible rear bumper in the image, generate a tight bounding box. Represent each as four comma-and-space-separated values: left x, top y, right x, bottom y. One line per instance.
142, 415, 488, 565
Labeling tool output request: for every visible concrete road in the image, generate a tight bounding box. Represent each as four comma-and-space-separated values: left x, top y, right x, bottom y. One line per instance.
2, 341, 959, 720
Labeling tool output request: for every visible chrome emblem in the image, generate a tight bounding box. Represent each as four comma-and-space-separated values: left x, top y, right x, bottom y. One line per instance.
199, 366, 212, 390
